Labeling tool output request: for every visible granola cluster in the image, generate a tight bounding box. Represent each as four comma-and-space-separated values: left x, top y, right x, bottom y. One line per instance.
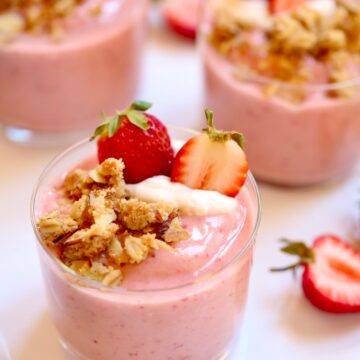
209, 0, 360, 101
37, 158, 190, 286
0, 0, 102, 43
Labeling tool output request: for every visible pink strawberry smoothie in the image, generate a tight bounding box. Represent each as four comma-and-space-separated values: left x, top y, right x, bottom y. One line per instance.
32, 140, 260, 360
0, 0, 149, 135
201, 43, 360, 186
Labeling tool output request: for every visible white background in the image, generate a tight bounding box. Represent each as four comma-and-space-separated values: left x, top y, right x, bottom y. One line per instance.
1, 7, 360, 360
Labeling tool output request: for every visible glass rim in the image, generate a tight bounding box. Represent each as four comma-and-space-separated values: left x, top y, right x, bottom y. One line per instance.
198, 21, 360, 93
30, 128, 261, 294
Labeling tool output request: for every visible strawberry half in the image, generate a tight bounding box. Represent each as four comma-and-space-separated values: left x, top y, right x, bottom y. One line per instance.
171, 109, 248, 197
269, 0, 306, 13
161, 0, 201, 39
271, 235, 360, 314
91, 101, 174, 184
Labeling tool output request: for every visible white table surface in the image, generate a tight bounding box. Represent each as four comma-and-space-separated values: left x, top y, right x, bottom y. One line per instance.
1, 8, 360, 360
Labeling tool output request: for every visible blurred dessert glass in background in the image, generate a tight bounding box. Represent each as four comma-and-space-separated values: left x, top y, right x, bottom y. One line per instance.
200, 0, 360, 186
0, 0, 149, 145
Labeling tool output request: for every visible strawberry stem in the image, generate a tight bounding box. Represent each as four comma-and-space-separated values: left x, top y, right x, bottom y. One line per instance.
270, 263, 302, 272
205, 109, 214, 128
203, 109, 244, 149
270, 238, 316, 274
90, 100, 152, 141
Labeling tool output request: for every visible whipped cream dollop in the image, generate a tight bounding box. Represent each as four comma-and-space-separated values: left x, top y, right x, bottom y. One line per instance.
125, 176, 237, 216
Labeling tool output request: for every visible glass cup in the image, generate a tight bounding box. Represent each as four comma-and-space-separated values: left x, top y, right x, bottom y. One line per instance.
199, 0, 360, 186
31, 127, 261, 360
0, 0, 149, 146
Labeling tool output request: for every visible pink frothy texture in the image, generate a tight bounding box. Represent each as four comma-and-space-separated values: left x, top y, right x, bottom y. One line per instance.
0, 0, 149, 133
37, 177, 257, 360
201, 44, 360, 186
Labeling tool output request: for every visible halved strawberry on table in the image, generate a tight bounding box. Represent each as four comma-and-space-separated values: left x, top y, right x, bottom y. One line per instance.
161, 0, 202, 39
269, 0, 306, 13
271, 235, 360, 314
91, 101, 174, 184
171, 109, 248, 197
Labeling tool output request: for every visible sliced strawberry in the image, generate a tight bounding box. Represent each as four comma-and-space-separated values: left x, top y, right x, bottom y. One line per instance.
303, 235, 360, 313
272, 235, 360, 314
161, 0, 202, 39
269, 0, 306, 13
171, 109, 248, 197
91, 101, 174, 184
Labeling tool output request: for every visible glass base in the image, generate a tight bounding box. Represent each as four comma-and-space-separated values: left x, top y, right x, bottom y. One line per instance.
59, 337, 89, 360
59, 336, 231, 360
1, 125, 90, 147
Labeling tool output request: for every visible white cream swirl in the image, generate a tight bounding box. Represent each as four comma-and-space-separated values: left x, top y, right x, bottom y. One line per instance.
126, 176, 237, 216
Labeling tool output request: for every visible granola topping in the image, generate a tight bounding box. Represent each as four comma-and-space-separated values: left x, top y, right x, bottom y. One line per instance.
0, 0, 102, 43
37, 158, 190, 286
208, 0, 360, 101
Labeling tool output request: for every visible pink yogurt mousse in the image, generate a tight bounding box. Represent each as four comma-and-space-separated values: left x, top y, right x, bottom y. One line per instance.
37, 175, 258, 360
201, 43, 360, 186
0, 0, 149, 133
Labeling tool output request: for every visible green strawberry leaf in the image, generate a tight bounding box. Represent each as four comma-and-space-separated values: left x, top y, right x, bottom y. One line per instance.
131, 100, 152, 112
90, 100, 152, 141
127, 111, 150, 131
231, 132, 244, 149
108, 115, 119, 138
280, 239, 314, 260
90, 122, 108, 141
270, 239, 316, 273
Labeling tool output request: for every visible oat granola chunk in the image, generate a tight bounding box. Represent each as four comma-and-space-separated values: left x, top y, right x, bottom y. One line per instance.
38, 211, 78, 245
37, 158, 190, 286
0, 0, 103, 41
63, 158, 126, 200
63, 169, 91, 200
162, 218, 191, 243
117, 198, 174, 231
124, 234, 174, 264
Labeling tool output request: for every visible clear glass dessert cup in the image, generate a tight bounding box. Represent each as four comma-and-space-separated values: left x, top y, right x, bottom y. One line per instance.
199, 0, 360, 186
31, 127, 261, 360
0, 0, 149, 146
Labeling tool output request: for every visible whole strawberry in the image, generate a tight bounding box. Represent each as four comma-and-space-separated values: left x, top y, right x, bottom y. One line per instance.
271, 235, 360, 314
91, 101, 174, 184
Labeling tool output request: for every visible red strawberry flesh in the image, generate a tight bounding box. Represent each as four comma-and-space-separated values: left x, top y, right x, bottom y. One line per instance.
97, 114, 174, 184
92, 102, 174, 184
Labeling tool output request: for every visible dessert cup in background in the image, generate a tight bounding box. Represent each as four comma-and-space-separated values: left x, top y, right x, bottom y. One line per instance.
31, 127, 261, 360
0, 0, 149, 145
199, 0, 360, 186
